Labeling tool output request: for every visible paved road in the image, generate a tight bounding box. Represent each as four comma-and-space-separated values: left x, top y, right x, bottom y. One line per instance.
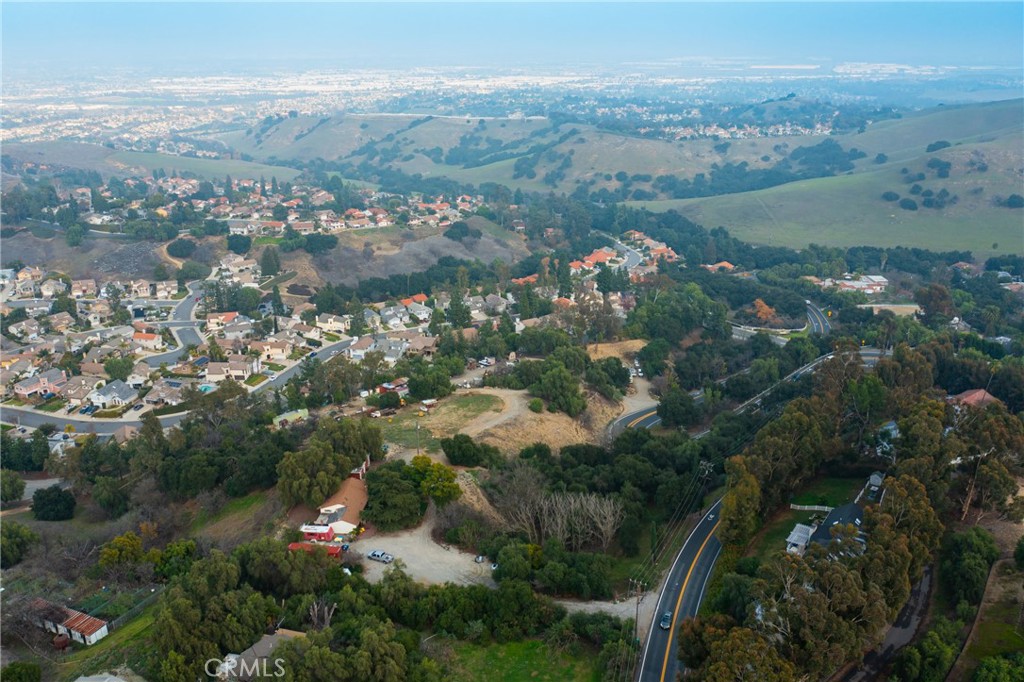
144, 281, 205, 366
637, 503, 722, 682
627, 345, 882, 681
807, 301, 833, 335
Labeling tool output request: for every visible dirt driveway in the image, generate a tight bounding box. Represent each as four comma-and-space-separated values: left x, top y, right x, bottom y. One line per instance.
359, 505, 497, 587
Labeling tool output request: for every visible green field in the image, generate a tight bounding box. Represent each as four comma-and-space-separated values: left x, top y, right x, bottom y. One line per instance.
633, 162, 1023, 258
244, 374, 268, 386
790, 476, 864, 508
254, 236, 283, 246
449, 639, 599, 682
37, 397, 68, 412
379, 393, 502, 453
109, 151, 301, 182
960, 561, 1024, 676
190, 490, 269, 531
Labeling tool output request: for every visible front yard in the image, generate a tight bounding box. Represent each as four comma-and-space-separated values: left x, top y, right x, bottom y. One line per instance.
244, 374, 268, 387
37, 397, 69, 412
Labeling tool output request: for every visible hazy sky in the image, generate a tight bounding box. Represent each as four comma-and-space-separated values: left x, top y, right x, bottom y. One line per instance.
3, 2, 1022, 75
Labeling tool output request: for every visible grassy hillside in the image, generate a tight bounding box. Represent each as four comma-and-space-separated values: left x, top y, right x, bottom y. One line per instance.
633, 135, 1023, 257
108, 151, 301, 182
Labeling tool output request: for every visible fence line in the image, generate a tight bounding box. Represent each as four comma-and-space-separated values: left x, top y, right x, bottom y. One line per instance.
107, 586, 164, 631
789, 504, 833, 513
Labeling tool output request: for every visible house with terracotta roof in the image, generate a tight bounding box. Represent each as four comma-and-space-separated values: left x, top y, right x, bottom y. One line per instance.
206, 311, 240, 331
949, 388, 1003, 409
300, 475, 369, 542
702, 261, 736, 272
133, 331, 165, 351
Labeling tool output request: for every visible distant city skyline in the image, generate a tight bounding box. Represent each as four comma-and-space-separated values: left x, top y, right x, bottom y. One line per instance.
3, 2, 1022, 78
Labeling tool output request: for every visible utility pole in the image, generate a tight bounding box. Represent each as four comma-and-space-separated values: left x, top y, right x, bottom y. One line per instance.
629, 578, 646, 643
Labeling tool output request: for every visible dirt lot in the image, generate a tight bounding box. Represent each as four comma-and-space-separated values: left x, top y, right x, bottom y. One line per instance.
586, 339, 647, 361
359, 505, 498, 586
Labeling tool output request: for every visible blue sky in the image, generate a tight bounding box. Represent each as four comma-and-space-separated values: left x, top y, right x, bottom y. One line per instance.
3, 2, 1022, 74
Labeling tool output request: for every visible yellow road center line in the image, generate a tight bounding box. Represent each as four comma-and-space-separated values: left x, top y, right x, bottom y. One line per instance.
660, 520, 721, 682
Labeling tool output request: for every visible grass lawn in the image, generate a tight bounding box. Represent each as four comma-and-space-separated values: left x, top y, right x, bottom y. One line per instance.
56, 604, 157, 682
259, 270, 296, 290
109, 150, 301, 182
746, 508, 818, 564
448, 639, 599, 682
37, 397, 68, 412
1, 423, 13, 431
171, 290, 188, 299
254, 236, 284, 245
789, 477, 864, 508
29, 224, 56, 238
960, 561, 1024, 674
380, 393, 502, 454
190, 490, 268, 531
93, 406, 129, 418
324, 332, 341, 342
244, 374, 268, 386
288, 349, 307, 361
5, 397, 29, 406
265, 362, 286, 372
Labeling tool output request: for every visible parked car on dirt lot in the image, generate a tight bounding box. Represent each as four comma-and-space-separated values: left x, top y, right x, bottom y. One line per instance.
368, 550, 394, 564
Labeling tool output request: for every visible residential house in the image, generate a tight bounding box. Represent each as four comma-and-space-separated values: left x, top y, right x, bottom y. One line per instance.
15, 278, 38, 298
250, 340, 292, 362
219, 630, 306, 681
206, 311, 240, 331
702, 261, 736, 272
949, 388, 1003, 409
87, 380, 138, 409
786, 523, 816, 555
17, 266, 45, 283
154, 281, 178, 299
130, 280, 152, 298
126, 362, 153, 389
362, 308, 382, 331
380, 338, 409, 366
87, 300, 112, 327
315, 313, 350, 334
205, 355, 260, 383
46, 312, 76, 333
144, 377, 192, 406
62, 376, 101, 406
9, 319, 43, 341
132, 331, 165, 351
222, 319, 255, 341
405, 302, 433, 322
300, 476, 368, 541
483, 294, 508, 315
346, 335, 376, 361
405, 335, 438, 360
14, 368, 68, 399
379, 305, 410, 330
40, 279, 68, 299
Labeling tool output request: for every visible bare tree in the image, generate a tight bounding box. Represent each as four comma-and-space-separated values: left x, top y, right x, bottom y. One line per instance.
309, 598, 337, 630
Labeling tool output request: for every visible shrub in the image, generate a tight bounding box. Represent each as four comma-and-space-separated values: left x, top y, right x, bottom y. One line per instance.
167, 238, 197, 258
32, 484, 76, 521
528, 398, 543, 413
899, 198, 919, 211
882, 191, 900, 202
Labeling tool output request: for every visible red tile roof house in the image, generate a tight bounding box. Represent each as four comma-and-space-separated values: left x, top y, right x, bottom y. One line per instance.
30, 598, 110, 646
949, 388, 1003, 409
133, 331, 165, 351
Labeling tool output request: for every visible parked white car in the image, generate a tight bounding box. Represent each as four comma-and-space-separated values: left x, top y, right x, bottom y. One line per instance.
367, 549, 394, 564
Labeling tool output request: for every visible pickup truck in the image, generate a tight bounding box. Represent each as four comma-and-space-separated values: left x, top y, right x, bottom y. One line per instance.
367, 549, 394, 564
369, 407, 398, 418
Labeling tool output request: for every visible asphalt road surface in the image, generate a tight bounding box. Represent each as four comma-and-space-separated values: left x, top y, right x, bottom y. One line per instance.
637, 502, 723, 682
807, 302, 833, 335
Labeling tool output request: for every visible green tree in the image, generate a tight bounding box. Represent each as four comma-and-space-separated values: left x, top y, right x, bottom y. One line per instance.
410, 455, 462, 506
531, 364, 586, 417
226, 234, 252, 255
92, 475, 130, 518
277, 440, 345, 508
103, 356, 135, 382
166, 238, 197, 259
974, 654, 1024, 682
32, 484, 76, 520
1015, 535, 1024, 570
447, 294, 472, 329
658, 386, 702, 428
718, 456, 761, 546
0, 468, 26, 504
0, 662, 41, 682
260, 246, 282, 276
65, 225, 85, 247
0, 521, 38, 568
363, 462, 424, 531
